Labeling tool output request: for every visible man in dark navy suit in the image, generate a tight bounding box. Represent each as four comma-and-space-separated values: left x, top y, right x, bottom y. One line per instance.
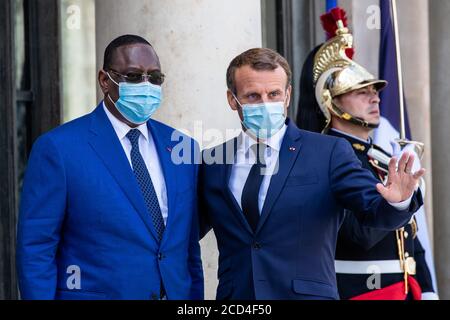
198, 46, 425, 300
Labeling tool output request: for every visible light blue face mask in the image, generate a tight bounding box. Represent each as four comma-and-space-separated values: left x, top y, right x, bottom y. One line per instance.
233, 94, 287, 139
107, 72, 162, 125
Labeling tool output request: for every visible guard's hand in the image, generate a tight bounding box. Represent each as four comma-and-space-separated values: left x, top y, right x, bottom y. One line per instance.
376, 152, 425, 203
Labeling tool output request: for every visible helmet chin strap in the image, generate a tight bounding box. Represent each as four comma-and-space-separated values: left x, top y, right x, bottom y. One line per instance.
330, 100, 379, 129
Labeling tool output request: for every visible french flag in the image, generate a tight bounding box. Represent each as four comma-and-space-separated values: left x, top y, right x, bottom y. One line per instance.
326, 0, 337, 12
373, 0, 411, 148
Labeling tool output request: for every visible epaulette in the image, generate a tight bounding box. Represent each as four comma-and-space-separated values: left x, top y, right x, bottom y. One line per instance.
367, 144, 392, 174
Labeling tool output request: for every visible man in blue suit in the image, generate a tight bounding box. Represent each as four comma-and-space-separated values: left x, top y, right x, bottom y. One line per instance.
17, 35, 203, 300
198, 48, 424, 300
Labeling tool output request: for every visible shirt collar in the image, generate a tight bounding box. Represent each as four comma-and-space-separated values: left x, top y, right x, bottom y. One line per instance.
103, 101, 149, 142
238, 124, 287, 155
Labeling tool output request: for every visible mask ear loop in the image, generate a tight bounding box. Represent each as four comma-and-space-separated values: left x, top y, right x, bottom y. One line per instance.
231, 92, 243, 108
107, 94, 117, 107
105, 71, 120, 106
106, 71, 120, 87
283, 89, 290, 109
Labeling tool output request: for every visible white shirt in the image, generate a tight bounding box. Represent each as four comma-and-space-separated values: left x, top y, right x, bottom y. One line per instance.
229, 125, 411, 216
229, 125, 287, 213
103, 103, 169, 225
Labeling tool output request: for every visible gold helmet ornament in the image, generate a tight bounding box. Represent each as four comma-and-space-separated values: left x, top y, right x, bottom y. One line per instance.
313, 8, 388, 132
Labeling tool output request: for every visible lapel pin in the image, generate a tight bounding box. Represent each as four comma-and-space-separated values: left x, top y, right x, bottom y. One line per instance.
289, 147, 296, 152
166, 146, 173, 152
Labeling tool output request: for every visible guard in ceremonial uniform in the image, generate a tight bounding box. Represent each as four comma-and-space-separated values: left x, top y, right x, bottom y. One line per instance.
296, 8, 437, 300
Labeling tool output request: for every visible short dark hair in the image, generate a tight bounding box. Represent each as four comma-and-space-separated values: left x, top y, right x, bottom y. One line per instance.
226, 48, 292, 94
103, 34, 153, 70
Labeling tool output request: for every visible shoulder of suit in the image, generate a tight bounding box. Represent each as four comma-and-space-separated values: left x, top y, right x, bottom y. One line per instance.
149, 118, 198, 145
27, 112, 94, 156
38, 112, 93, 142
149, 118, 178, 135
298, 128, 344, 146
200, 138, 237, 167
203, 138, 233, 154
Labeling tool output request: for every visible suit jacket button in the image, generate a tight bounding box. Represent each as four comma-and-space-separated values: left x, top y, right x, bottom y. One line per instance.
158, 253, 164, 260
253, 242, 261, 250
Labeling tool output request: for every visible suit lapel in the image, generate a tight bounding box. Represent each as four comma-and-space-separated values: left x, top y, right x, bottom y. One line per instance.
256, 121, 303, 234
146, 120, 178, 245
88, 104, 159, 242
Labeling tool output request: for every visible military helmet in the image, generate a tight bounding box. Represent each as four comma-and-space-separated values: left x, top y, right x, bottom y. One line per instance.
312, 8, 387, 131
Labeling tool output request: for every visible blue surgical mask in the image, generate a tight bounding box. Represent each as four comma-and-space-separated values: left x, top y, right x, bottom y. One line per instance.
107, 72, 162, 125
233, 94, 286, 139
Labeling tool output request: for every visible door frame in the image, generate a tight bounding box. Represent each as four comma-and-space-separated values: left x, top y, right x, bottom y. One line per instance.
0, 0, 62, 300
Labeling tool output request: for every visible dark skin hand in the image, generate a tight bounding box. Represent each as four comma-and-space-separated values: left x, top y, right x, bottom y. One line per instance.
98, 43, 161, 128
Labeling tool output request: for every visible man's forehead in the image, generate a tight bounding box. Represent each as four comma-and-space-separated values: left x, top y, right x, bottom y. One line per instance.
113, 44, 160, 69
235, 65, 288, 87
236, 65, 286, 76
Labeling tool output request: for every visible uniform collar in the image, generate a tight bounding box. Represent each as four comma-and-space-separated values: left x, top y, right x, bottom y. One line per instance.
329, 128, 372, 154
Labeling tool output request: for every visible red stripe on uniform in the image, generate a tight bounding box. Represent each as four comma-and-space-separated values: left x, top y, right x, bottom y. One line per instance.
349, 276, 422, 300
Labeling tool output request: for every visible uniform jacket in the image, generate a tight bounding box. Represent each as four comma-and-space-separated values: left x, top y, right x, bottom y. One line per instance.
330, 129, 435, 299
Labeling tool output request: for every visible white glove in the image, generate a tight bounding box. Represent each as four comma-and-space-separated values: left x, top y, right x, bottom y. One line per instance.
421, 292, 439, 300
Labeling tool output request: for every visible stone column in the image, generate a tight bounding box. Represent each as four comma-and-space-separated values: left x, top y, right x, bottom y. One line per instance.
397, 0, 433, 233
430, 0, 450, 300
95, 0, 262, 299
60, 0, 97, 122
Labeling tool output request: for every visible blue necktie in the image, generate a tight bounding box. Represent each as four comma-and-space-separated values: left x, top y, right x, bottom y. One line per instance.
126, 129, 165, 241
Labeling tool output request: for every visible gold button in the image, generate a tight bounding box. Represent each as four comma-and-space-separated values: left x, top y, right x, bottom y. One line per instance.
405, 257, 417, 275
404, 231, 409, 239
405, 252, 409, 258
374, 160, 379, 165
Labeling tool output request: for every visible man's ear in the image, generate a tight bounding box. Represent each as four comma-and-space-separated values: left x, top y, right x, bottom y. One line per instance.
227, 90, 239, 111
98, 70, 110, 95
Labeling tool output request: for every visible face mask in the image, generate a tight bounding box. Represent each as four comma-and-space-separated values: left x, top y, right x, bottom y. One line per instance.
233, 94, 286, 139
107, 72, 162, 125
